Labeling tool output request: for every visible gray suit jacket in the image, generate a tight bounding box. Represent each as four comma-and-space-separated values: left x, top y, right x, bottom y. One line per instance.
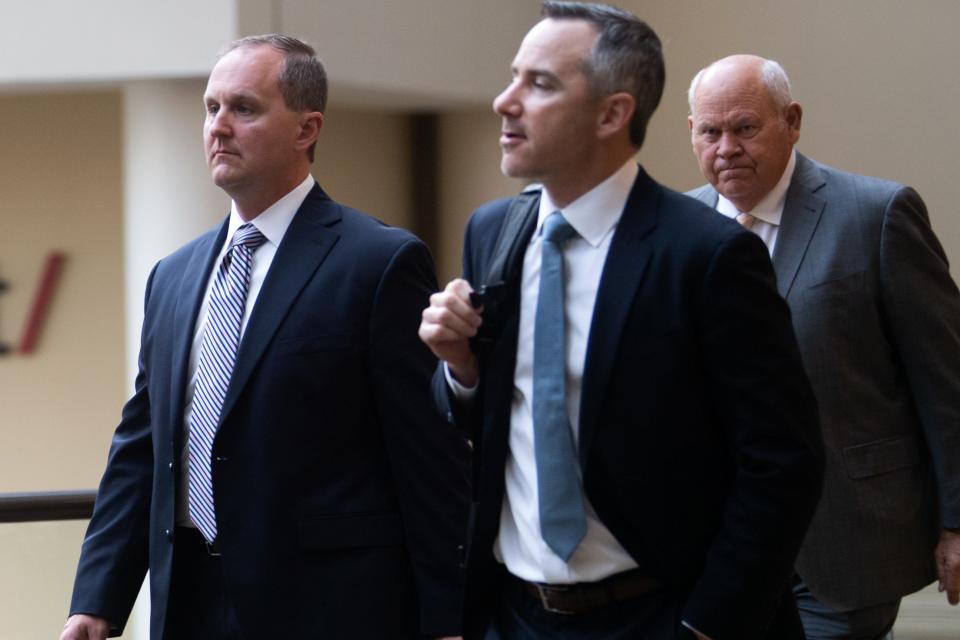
689, 153, 960, 610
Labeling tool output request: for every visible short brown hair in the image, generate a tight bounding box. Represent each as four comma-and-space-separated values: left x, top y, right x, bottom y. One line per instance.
220, 34, 327, 161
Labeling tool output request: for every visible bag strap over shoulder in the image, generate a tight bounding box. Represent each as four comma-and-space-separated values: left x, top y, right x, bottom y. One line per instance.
470, 184, 541, 351
482, 183, 541, 292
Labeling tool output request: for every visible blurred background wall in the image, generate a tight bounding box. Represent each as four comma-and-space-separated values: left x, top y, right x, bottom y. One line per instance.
0, 1, 957, 637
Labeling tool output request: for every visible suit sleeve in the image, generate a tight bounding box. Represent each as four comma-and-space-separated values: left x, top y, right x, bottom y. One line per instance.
68, 264, 158, 637
367, 238, 471, 637
430, 208, 487, 441
879, 187, 960, 527
683, 230, 825, 639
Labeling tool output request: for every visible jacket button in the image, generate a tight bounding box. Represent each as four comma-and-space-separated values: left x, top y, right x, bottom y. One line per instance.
165, 529, 173, 542
168, 461, 174, 471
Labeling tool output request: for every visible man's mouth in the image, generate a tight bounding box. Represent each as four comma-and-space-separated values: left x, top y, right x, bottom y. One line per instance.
500, 130, 525, 146
717, 165, 751, 175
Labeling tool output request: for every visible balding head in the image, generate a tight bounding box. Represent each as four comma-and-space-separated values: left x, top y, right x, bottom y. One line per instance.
687, 54, 802, 212
688, 55, 793, 118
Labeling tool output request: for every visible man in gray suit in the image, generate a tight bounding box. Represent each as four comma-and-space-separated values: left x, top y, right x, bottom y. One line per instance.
686, 54, 960, 639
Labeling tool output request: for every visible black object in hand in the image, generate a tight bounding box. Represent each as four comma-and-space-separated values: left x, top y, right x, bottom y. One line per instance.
469, 282, 508, 350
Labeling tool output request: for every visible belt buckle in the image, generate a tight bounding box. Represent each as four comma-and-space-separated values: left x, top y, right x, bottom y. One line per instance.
205, 538, 221, 557
534, 583, 576, 616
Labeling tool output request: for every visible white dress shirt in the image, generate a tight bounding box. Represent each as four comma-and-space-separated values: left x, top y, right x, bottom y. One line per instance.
450, 159, 641, 583
716, 149, 797, 255
176, 174, 315, 526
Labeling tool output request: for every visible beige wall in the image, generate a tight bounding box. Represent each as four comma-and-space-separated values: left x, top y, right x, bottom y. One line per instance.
436, 110, 522, 283
0, 91, 129, 636
0, 521, 102, 639
313, 107, 413, 229
0, 91, 126, 491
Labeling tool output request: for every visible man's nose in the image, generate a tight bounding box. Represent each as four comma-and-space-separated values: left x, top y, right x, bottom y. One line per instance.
717, 131, 741, 158
207, 110, 232, 137
493, 82, 521, 118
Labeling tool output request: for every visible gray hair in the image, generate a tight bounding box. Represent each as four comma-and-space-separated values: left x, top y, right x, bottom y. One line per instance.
687, 58, 793, 118
219, 34, 327, 161
541, 2, 665, 149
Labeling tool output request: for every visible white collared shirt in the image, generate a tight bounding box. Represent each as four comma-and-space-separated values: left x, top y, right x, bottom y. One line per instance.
495, 159, 640, 584
716, 149, 797, 255
448, 160, 641, 582
176, 174, 315, 526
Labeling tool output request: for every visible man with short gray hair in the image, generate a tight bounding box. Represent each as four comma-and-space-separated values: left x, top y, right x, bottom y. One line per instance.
421, 5, 823, 639
687, 53, 960, 640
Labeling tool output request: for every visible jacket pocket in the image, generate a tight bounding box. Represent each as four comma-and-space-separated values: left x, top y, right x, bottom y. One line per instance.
802, 270, 865, 305
298, 510, 405, 550
842, 434, 921, 479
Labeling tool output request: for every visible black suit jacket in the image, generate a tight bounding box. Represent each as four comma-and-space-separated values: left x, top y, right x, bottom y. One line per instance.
441, 167, 824, 640
70, 184, 470, 639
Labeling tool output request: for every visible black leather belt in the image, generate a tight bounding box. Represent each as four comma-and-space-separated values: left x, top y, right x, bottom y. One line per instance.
511, 569, 661, 615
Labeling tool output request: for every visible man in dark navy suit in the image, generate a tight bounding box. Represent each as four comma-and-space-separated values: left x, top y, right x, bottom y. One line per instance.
420, 3, 823, 639
61, 34, 468, 640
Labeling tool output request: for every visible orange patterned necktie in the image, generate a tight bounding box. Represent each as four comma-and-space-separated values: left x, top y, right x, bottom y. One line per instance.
736, 212, 757, 230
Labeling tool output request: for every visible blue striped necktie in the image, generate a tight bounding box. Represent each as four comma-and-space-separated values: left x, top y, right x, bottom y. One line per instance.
533, 211, 587, 561
188, 222, 266, 543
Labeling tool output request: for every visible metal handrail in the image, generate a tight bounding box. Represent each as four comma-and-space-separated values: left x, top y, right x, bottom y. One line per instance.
0, 490, 96, 524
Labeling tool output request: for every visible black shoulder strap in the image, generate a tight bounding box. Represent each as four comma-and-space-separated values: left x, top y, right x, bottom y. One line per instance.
470, 184, 540, 352
483, 183, 541, 290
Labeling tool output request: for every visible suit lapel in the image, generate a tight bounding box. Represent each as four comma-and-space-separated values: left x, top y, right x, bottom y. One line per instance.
577, 168, 659, 470
170, 220, 229, 442
772, 154, 827, 298
217, 184, 342, 426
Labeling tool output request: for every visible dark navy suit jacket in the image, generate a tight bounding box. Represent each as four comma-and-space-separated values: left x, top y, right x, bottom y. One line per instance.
70, 184, 470, 639
440, 167, 824, 640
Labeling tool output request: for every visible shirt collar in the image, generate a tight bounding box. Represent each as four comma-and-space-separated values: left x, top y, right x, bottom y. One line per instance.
226, 174, 316, 248
537, 159, 638, 247
716, 149, 796, 226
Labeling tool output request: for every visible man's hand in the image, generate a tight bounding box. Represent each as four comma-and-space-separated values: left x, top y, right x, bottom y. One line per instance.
937, 529, 960, 605
60, 614, 110, 640
419, 278, 482, 387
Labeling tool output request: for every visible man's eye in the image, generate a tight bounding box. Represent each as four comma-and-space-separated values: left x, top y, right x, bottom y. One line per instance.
206, 104, 219, 115
739, 125, 758, 137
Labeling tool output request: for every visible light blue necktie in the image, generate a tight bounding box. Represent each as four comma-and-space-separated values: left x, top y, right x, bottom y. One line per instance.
188, 223, 266, 543
533, 211, 587, 561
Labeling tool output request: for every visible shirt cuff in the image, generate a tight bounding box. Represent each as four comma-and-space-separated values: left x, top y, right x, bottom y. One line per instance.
444, 362, 478, 400
682, 621, 713, 640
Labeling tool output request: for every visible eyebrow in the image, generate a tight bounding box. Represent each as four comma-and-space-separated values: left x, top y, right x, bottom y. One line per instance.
532, 69, 560, 82
204, 89, 260, 104
512, 66, 561, 87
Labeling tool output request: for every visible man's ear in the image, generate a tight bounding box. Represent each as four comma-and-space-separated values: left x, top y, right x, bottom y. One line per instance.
597, 92, 636, 141
296, 111, 324, 151
784, 102, 802, 144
